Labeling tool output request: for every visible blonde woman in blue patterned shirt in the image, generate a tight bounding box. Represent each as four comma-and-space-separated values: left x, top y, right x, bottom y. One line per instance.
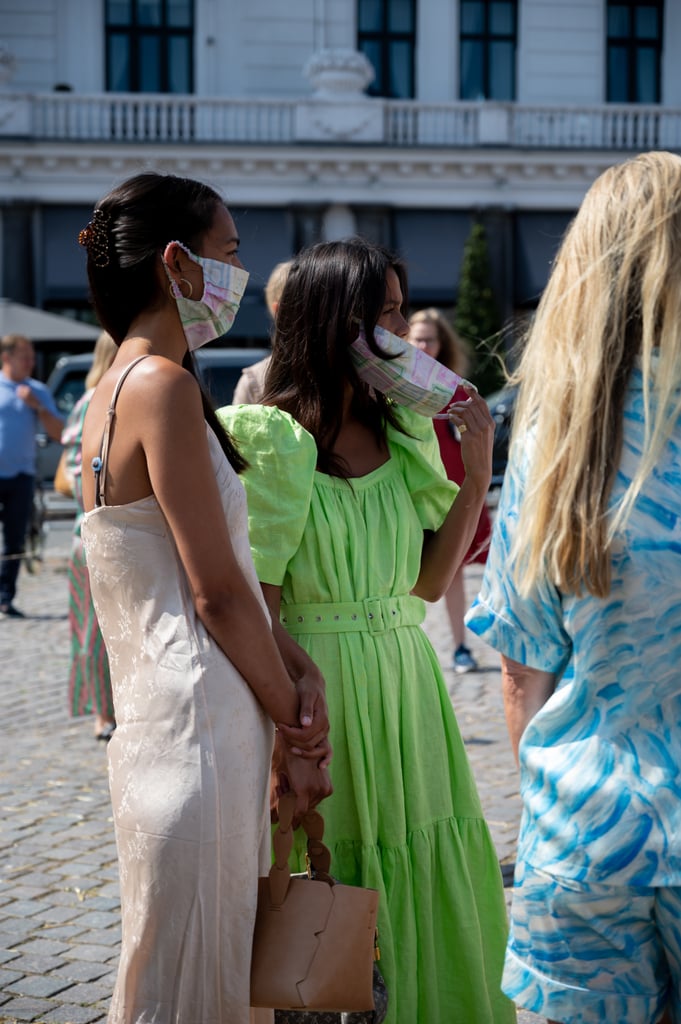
467, 151, 681, 1024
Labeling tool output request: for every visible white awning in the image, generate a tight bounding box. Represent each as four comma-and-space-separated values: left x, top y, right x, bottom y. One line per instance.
0, 298, 100, 342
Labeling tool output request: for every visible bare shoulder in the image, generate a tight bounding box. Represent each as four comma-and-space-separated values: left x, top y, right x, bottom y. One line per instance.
127, 354, 198, 395
83, 354, 202, 451
107, 354, 202, 418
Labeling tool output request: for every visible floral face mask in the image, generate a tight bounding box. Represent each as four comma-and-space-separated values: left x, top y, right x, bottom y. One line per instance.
165, 241, 250, 351
350, 324, 474, 417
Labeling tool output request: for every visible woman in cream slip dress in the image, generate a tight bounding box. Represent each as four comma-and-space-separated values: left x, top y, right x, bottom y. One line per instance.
77, 172, 331, 1024
82, 357, 274, 1023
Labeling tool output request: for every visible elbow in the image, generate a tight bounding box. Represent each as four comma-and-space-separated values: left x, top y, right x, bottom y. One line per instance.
193, 586, 236, 628
411, 579, 447, 603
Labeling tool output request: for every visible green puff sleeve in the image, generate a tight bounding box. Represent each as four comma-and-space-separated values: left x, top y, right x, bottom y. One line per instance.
217, 404, 317, 585
387, 407, 458, 531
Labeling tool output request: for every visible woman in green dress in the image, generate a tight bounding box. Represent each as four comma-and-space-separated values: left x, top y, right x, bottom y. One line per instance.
220, 238, 514, 1024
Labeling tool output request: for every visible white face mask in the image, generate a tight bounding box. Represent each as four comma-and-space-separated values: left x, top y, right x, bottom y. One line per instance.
165, 242, 249, 351
350, 324, 474, 417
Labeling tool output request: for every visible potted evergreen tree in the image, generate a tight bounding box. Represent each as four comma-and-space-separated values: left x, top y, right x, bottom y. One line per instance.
454, 221, 504, 397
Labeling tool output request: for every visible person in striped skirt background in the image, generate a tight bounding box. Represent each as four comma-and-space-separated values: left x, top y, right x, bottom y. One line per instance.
60, 331, 118, 740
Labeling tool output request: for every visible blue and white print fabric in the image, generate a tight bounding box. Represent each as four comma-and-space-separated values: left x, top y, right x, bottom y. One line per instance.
466, 367, 681, 887
502, 861, 678, 1024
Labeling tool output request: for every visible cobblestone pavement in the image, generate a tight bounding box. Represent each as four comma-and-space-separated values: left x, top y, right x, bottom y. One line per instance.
0, 511, 542, 1024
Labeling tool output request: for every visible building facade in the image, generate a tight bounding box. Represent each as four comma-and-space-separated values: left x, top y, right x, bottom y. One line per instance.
0, 0, 680, 351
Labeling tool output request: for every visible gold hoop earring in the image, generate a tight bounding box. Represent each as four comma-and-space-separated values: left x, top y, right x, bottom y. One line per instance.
169, 277, 193, 300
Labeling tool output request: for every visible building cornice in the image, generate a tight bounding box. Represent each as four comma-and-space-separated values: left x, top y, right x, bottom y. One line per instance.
0, 140, 630, 210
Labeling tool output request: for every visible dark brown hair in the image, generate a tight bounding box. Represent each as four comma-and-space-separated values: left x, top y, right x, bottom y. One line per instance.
262, 238, 409, 477
80, 172, 246, 472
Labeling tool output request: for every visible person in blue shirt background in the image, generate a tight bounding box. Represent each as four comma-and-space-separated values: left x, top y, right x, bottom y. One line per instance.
467, 151, 681, 1024
0, 333, 63, 617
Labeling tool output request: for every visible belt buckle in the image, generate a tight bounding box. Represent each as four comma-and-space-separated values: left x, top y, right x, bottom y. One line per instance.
363, 596, 385, 633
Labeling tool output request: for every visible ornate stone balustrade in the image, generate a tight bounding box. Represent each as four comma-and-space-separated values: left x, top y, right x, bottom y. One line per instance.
1, 90, 680, 151
510, 104, 671, 150
24, 93, 297, 143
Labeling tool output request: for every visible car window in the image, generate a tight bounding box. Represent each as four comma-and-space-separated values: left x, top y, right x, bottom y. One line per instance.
197, 365, 245, 409
53, 372, 88, 418
52, 364, 251, 414
37, 351, 268, 483
44, 351, 268, 433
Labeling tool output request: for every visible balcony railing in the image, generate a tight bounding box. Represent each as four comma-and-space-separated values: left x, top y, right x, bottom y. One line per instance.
385, 101, 677, 149
29, 93, 297, 143
384, 101, 480, 146
3, 91, 681, 151
510, 105, 668, 150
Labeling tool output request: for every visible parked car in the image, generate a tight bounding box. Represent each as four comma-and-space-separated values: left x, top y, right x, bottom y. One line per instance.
36, 347, 270, 483
485, 384, 517, 489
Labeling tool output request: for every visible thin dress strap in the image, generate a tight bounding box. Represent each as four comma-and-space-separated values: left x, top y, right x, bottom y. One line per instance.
92, 355, 150, 508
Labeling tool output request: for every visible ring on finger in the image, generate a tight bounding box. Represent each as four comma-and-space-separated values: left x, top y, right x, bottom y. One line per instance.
459, 423, 468, 434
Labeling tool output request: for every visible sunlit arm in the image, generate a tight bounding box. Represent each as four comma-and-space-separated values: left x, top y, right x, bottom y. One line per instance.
414, 474, 489, 601
413, 388, 494, 602
501, 655, 556, 767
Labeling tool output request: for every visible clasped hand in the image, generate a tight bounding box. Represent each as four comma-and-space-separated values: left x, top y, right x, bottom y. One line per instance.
273, 666, 332, 824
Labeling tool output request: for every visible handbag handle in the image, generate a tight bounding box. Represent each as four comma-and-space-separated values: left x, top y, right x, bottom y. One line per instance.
269, 793, 333, 907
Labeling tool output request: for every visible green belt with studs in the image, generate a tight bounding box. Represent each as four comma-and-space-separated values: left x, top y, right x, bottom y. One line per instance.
280, 594, 426, 635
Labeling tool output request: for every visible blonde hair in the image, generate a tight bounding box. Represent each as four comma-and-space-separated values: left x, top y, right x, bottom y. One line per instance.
85, 330, 117, 389
408, 308, 471, 377
264, 259, 293, 317
511, 151, 681, 598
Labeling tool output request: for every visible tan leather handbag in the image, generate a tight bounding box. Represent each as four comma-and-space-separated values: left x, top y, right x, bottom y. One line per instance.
251, 794, 379, 1014
54, 450, 74, 498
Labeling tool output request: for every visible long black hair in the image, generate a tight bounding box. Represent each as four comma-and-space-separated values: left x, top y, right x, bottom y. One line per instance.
79, 172, 246, 472
261, 237, 409, 477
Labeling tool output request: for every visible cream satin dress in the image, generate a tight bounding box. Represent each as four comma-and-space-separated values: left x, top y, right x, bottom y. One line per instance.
81, 358, 274, 1024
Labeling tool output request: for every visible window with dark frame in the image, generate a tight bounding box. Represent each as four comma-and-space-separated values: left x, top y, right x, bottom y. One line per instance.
357, 0, 416, 99
607, 0, 663, 103
105, 0, 194, 94
459, 0, 517, 101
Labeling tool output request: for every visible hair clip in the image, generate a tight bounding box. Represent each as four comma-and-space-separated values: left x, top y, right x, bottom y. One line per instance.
78, 208, 111, 268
